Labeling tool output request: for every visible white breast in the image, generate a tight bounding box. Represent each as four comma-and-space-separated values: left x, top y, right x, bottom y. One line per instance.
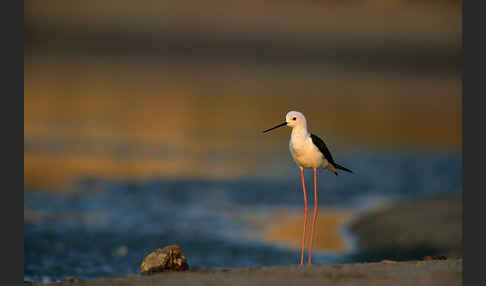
289, 135, 325, 169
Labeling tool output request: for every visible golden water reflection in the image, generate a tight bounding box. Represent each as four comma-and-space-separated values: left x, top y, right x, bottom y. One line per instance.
24, 64, 461, 191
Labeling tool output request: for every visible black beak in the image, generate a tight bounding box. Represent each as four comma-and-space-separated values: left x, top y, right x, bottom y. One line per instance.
262, 122, 287, 133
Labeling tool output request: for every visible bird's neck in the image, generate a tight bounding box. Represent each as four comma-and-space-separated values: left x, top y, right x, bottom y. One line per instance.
291, 126, 309, 139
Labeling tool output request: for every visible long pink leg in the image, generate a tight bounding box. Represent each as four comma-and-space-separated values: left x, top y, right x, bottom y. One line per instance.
299, 167, 308, 265
308, 168, 318, 265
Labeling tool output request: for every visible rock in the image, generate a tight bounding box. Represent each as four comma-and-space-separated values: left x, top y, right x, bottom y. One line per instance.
140, 245, 189, 275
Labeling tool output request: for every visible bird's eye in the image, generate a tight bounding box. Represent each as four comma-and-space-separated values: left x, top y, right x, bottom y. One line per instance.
293, 117, 296, 121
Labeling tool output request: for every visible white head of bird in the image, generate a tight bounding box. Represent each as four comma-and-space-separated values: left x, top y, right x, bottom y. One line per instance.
285, 111, 307, 129
262, 110, 308, 133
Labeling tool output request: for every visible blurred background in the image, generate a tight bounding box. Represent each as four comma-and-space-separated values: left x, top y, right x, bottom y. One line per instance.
24, 0, 461, 283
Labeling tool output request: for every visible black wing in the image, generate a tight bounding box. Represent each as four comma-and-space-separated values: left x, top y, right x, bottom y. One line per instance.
310, 133, 337, 166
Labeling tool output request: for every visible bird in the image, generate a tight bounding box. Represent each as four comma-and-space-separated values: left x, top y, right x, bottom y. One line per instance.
262, 110, 352, 265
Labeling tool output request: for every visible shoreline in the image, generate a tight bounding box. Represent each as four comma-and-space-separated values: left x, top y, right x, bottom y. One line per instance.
242, 193, 462, 262
26, 193, 462, 285
31, 259, 462, 286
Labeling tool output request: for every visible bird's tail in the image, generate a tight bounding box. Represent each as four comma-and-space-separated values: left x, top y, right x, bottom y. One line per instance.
334, 163, 353, 174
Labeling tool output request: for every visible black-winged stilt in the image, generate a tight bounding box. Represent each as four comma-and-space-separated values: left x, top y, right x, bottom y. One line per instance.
263, 110, 352, 265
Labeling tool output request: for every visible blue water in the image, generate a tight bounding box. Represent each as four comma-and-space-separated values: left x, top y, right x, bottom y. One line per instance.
24, 150, 461, 283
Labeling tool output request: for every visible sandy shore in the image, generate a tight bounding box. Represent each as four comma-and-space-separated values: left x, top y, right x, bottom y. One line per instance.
33, 259, 461, 286
350, 194, 462, 261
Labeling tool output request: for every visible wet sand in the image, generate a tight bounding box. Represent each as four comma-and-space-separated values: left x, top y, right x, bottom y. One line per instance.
34, 259, 462, 286
350, 194, 462, 261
